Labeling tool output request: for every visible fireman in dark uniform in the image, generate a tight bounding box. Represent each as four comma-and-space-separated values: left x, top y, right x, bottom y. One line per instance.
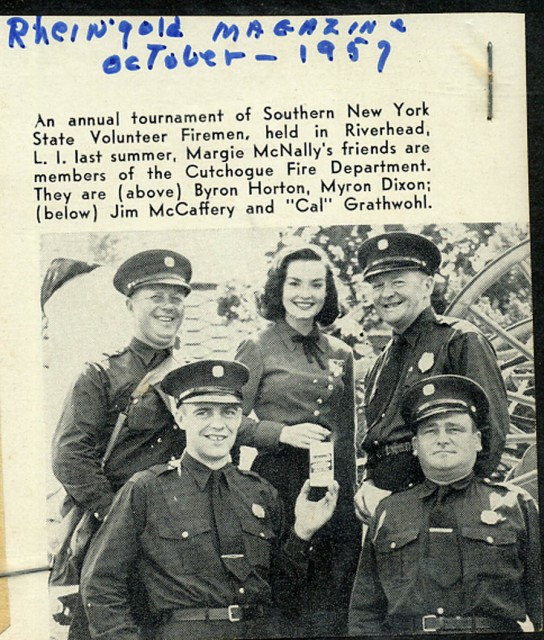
52, 249, 193, 638
354, 232, 510, 521
81, 360, 339, 640
348, 374, 542, 635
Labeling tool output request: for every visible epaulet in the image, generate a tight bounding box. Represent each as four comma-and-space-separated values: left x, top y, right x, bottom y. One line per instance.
434, 314, 482, 334
481, 476, 532, 498
237, 467, 277, 497
108, 346, 130, 359
238, 468, 265, 481
131, 462, 174, 482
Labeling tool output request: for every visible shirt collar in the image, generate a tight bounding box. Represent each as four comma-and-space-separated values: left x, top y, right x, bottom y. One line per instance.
129, 336, 172, 367
180, 451, 235, 491
396, 306, 436, 347
275, 318, 323, 351
420, 471, 475, 498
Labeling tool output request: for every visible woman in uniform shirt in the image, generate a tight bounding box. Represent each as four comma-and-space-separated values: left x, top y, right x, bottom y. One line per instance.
235, 244, 360, 637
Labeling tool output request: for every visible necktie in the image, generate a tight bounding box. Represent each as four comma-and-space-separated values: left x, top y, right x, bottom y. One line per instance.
210, 470, 252, 581
368, 332, 407, 409
426, 486, 462, 588
292, 328, 325, 369
148, 348, 170, 370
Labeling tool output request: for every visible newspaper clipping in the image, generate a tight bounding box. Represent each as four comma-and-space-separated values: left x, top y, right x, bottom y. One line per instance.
0, 12, 540, 639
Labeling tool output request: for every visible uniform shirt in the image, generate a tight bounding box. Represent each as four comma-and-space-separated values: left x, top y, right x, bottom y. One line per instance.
52, 337, 186, 520
363, 307, 510, 484
235, 319, 357, 524
348, 474, 542, 635
81, 453, 310, 640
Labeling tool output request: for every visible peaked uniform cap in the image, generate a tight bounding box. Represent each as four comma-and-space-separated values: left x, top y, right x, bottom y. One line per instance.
357, 232, 441, 280
401, 374, 490, 431
162, 360, 249, 405
113, 249, 192, 296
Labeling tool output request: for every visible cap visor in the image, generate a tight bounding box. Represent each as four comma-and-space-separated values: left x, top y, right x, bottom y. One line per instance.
181, 393, 242, 404
365, 263, 428, 280
132, 275, 191, 294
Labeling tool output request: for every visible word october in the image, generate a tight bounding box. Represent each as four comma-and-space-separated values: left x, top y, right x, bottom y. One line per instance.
6, 16, 407, 74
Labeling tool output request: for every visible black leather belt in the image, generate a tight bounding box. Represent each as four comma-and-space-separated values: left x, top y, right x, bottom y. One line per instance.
370, 440, 413, 461
390, 614, 506, 633
170, 604, 265, 623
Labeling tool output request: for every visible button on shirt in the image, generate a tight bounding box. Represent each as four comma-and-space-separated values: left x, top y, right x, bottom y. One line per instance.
52, 337, 186, 518
235, 319, 357, 520
81, 453, 310, 640
348, 475, 542, 635
362, 307, 510, 487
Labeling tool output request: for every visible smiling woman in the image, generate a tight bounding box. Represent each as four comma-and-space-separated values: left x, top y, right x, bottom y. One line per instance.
235, 243, 361, 637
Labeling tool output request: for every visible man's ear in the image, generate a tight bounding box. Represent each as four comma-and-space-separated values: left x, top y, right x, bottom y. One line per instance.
174, 405, 186, 431
424, 274, 435, 294
125, 296, 133, 312
474, 429, 483, 453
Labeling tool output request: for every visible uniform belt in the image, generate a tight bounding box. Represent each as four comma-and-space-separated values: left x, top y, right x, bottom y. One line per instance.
170, 604, 265, 623
390, 614, 505, 633
370, 440, 413, 461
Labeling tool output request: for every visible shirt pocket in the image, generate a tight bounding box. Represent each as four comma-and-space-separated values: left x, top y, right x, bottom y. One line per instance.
374, 527, 420, 585
126, 389, 170, 431
151, 518, 217, 575
461, 526, 521, 578
240, 517, 275, 569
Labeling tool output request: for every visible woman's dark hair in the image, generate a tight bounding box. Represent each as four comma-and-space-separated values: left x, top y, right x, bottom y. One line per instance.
258, 245, 340, 325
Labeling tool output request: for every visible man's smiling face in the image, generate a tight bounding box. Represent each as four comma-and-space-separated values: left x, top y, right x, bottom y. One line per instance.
127, 283, 186, 348
369, 269, 433, 334
178, 402, 243, 468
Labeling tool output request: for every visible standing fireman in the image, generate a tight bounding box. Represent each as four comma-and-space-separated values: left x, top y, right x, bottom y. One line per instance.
81, 360, 339, 640
353, 232, 510, 521
348, 375, 542, 635
235, 244, 361, 636
51, 249, 192, 639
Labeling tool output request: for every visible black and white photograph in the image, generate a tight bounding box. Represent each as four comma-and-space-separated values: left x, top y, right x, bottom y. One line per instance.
42, 223, 540, 638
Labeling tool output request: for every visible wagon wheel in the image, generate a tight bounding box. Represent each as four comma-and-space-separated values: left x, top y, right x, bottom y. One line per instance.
445, 238, 536, 494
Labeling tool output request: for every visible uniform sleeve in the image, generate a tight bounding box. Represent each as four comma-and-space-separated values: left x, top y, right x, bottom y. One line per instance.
81, 479, 146, 640
448, 331, 509, 476
235, 337, 285, 449
51, 364, 116, 519
348, 522, 389, 634
519, 493, 543, 629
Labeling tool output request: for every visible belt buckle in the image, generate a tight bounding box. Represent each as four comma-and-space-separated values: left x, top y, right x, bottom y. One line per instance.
422, 615, 440, 632
228, 604, 242, 623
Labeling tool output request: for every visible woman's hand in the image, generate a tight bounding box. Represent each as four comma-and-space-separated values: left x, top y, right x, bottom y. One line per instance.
279, 423, 331, 449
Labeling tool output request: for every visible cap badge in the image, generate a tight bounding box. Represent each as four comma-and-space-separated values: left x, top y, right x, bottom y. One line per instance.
252, 503, 266, 518
422, 383, 435, 397
165, 256, 175, 268
212, 365, 224, 378
377, 238, 389, 251
418, 352, 435, 373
